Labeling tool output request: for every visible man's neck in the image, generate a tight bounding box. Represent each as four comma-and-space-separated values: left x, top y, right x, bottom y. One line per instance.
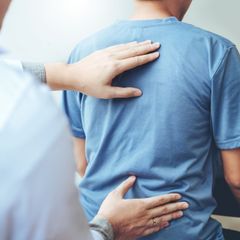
131, 1, 178, 20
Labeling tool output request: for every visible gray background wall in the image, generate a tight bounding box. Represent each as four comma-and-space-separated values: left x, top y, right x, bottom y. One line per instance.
0, 0, 239, 62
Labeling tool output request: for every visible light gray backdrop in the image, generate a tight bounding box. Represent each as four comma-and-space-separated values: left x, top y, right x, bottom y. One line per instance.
0, 0, 239, 62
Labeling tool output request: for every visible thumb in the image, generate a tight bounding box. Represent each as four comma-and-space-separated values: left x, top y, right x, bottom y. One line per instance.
107, 87, 142, 99
115, 176, 137, 198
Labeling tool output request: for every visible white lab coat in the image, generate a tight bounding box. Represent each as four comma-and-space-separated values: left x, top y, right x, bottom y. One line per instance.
0, 56, 102, 240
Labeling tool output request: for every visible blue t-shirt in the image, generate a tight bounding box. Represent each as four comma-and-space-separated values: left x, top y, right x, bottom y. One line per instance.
63, 17, 240, 240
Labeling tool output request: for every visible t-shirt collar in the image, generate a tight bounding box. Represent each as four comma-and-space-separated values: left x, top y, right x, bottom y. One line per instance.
116, 16, 179, 27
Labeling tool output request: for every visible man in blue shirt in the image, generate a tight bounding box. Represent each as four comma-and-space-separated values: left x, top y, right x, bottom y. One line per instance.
63, 0, 240, 239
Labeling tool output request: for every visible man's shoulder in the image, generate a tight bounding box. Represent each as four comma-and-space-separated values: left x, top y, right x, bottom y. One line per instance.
69, 20, 236, 65
178, 21, 235, 49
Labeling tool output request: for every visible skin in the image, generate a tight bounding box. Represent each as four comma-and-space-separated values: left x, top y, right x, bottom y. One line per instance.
133, 0, 192, 21
74, 138, 87, 177
0, 0, 189, 238
221, 149, 240, 205
97, 176, 189, 240
45, 41, 161, 98
0, 0, 10, 29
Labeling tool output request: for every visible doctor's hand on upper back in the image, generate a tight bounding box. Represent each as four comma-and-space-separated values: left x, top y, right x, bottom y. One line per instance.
45, 41, 160, 98
95, 176, 189, 240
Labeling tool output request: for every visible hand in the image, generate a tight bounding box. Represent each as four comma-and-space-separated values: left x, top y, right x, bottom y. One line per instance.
96, 176, 189, 240
46, 41, 160, 98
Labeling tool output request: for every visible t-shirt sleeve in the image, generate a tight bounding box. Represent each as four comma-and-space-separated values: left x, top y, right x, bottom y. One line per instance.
63, 90, 86, 139
62, 48, 86, 139
211, 46, 240, 150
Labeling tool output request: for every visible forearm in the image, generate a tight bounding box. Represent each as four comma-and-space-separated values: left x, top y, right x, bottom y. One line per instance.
73, 137, 88, 177
221, 149, 240, 205
90, 217, 114, 240
19, 41, 160, 98
44, 63, 80, 90
22, 62, 77, 91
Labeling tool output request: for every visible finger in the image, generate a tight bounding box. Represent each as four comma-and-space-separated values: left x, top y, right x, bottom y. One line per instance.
146, 221, 170, 229
141, 226, 162, 237
114, 176, 137, 198
114, 40, 153, 52
157, 210, 184, 223
115, 40, 153, 50
105, 86, 142, 99
159, 222, 170, 230
144, 193, 182, 209
107, 40, 151, 52
116, 42, 161, 60
145, 210, 183, 228
149, 202, 189, 218
106, 41, 138, 51
117, 52, 160, 73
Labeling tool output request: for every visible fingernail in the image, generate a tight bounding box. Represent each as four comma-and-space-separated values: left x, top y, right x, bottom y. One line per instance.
163, 222, 169, 228
129, 176, 136, 181
153, 42, 161, 48
182, 203, 189, 208
144, 40, 152, 44
175, 194, 181, 200
153, 52, 160, 57
178, 211, 183, 217
134, 90, 142, 96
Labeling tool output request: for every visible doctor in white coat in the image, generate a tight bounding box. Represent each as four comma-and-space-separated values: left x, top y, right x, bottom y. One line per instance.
0, 1, 189, 240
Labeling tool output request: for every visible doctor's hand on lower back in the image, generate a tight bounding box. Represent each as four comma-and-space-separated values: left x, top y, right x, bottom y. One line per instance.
95, 176, 189, 240
45, 41, 160, 98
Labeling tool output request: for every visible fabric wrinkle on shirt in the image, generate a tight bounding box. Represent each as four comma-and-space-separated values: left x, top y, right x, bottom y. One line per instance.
63, 17, 240, 240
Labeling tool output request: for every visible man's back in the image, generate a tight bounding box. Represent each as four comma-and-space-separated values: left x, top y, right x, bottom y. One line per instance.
63, 17, 240, 240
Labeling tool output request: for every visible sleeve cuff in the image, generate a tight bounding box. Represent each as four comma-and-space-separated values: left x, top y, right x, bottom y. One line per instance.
72, 127, 86, 139
22, 62, 46, 83
89, 217, 114, 240
216, 137, 240, 150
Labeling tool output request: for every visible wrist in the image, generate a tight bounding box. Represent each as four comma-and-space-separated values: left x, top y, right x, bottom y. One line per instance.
45, 63, 71, 90
95, 213, 122, 240
64, 62, 86, 92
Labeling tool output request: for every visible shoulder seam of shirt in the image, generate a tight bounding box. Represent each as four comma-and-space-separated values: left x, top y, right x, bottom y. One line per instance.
210, 45, 236, 82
